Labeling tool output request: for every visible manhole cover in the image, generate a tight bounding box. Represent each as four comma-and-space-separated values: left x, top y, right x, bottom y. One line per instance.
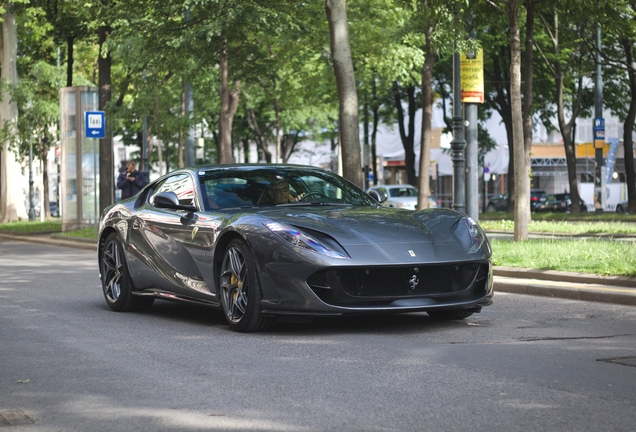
597, 356, 636, 368
0, 410, 35, 427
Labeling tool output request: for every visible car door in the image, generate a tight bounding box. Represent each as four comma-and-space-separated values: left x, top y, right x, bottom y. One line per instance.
541, 195, 557, 212
129, 173, 220, 301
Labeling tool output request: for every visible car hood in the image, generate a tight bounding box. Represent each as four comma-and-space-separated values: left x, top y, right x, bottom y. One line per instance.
258, 206, 463, 247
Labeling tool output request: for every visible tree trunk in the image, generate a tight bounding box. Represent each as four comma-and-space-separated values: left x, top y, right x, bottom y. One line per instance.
274, 92, 281, 164
179, 84, 186, 168
622, 38, 636, 214
325, 0, 363, 187
0, 6, 27, 222
418, 26, 435, 210
66, 35, 74, 87
393, 83, 417, 185
218, 33, 240, 164
98, 25, 113, 214
485, 49, 514, 212
552, 10, 581, 214
371, 79, 379, 186
154, 94, 165, 175
40, 137, 51, 218
509, 0, 529, 241
522, 0, 535, 222
246, 108, 272, 163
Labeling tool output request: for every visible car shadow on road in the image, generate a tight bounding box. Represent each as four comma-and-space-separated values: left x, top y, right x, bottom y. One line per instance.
94, 299, 477, 335
273, 313, 475, 336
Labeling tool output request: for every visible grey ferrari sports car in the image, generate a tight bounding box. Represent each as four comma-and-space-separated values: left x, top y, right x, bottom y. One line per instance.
98, 164, 493, 332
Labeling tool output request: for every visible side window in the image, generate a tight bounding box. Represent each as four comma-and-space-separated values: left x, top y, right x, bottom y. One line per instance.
150, 174, 197, 208
203, 177, 254, 209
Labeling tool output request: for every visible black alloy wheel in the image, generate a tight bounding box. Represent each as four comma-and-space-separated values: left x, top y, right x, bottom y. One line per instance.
100, 233, 153, 312
219, 239, 273, 332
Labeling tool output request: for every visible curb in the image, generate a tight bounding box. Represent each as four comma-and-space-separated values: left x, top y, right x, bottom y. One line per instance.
494, 276, 636, 306
486, 230, 636, 239
0, 232, 97, 251
493, 266, 636, 288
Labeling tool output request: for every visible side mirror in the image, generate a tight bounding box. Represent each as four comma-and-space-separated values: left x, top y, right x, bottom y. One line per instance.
368, 190, 387, 203
152, 191, 197, 212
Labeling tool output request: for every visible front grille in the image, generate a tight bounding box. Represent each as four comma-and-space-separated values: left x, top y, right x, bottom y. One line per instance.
307, 262, 488, 306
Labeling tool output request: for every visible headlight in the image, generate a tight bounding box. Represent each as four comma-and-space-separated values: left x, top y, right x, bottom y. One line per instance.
464, 217, 486, 253
264, 222, 349, 259
453, 216, 487, 254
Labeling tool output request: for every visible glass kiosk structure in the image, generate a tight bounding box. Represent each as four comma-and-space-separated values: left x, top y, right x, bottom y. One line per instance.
60, 87, 100, 232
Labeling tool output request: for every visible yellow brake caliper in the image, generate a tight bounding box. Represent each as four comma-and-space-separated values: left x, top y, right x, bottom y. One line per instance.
231, 274, 238, 301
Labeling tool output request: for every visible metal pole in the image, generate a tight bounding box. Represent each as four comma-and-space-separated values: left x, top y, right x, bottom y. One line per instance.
594, 25, 604, 212
93, 92, 98, 232
185, 8, 195, 167
451, 41, 466, 213
185, 82, 195, 166
93, 137, 97, 233
465, 103, 478, 220
363, 143, 370, 191
29, 136, 35, 221
142, 116, 149, 179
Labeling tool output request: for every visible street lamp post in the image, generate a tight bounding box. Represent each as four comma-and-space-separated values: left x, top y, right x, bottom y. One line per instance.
451, 41, 466, 213
142, 116, 150, 181
28, 135, 36, 221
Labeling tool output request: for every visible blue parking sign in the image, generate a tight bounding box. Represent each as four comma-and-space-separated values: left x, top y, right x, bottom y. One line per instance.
85, 111, 105, 139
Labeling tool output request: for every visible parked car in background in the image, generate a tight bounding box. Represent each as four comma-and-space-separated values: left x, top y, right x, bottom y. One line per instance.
366, 185, 438, 210
535, 193, 587, 213
486, 190, 547, 212
616, 200, 629, 214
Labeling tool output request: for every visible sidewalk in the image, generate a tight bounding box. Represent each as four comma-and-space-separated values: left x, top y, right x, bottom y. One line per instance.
0, 231, 97, 251
1, 230, 635, 306
493, 267, 636, 306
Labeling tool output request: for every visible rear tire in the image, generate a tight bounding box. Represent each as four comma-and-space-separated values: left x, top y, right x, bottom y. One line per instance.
487, 204, 495, 213
100, 233, 154, 312
427, 309, 474, 320
219, 239, 273, 332
616, 204, 624, 214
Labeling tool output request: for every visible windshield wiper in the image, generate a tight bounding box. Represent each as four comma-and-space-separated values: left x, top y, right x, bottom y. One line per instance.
275, 202, 353, 207
220, 205, 255, 210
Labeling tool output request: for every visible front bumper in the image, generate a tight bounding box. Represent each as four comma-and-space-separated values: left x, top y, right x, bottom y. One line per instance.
259, 260, 494, 316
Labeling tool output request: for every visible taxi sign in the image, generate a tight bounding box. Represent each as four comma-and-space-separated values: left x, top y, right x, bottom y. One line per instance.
85, 111, 105, 139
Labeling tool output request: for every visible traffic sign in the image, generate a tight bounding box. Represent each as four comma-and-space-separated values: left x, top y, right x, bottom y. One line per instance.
85, 111, 105, 139
593, 117, 605, 148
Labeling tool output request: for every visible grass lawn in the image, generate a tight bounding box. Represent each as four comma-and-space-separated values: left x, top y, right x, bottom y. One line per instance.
480, 219, 636, 235
490, 238, 636, 277
0, 220, 61, 232
480, 212, 636, 222
58, 227, 98, 239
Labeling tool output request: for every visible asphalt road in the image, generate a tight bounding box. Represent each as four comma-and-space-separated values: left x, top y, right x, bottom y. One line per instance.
1, 240, 635, 432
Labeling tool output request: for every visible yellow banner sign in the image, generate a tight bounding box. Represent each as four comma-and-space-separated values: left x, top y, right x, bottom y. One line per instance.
460, 48, 484, 104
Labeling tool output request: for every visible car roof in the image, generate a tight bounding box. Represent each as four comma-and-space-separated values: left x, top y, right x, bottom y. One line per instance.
374, 184, 416, 189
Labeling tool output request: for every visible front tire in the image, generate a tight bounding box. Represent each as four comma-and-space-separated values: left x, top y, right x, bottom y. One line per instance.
219, 239, 273, 332
487, 204, 495, 213
427, 309, 474, 320
100, 233, 153, 312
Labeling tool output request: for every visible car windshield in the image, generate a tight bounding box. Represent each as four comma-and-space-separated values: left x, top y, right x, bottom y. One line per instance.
389, 187, 417, 198
198, 167, 377, 210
